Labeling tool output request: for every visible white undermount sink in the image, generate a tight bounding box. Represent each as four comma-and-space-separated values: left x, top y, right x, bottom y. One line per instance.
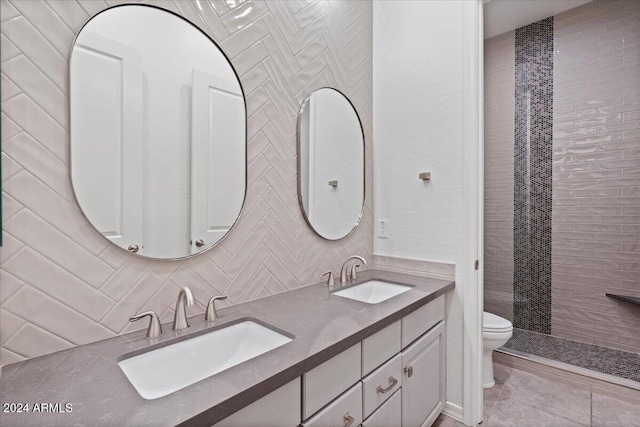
333, 280, 412, 304
118, 320, 292, 399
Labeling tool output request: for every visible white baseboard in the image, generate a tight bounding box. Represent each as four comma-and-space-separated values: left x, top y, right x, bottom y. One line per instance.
443, 401, 465, 423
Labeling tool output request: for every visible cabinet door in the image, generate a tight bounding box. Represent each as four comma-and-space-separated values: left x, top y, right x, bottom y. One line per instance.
190, 69, 245, 253
401, 321, 446, 427
215, 378, 301, 427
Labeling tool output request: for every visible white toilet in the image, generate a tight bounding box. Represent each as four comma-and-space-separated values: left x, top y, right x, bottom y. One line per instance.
482, 311, 513, 388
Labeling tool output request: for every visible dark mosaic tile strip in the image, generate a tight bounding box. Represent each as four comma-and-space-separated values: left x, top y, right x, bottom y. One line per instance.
513, 17, 554, 334
502, 328, 640, 383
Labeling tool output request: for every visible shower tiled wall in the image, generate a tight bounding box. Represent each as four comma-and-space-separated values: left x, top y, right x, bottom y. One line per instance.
552, 0, 640, 353
514, 17, 554, 334
0, 0, 373, 366
484, 31, 515, 322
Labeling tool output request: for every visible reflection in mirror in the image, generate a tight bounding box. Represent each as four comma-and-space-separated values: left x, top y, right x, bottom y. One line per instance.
70, 5, 246, 260
297, 88, 365, 240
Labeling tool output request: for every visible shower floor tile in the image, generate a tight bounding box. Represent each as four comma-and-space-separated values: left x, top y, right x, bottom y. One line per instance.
502, 328, 640, 383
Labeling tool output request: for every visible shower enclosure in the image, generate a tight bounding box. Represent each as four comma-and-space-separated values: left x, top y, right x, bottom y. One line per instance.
484, 0, 640, 384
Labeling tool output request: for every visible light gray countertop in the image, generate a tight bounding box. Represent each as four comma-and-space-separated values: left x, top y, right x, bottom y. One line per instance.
0, 269, 454, 426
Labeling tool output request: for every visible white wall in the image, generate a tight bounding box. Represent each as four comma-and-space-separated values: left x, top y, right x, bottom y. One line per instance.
373, 0, 480, 417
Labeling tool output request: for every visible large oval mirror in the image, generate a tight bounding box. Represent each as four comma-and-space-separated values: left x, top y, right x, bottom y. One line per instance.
70, 5, 246, 260
297, 88, 365, 240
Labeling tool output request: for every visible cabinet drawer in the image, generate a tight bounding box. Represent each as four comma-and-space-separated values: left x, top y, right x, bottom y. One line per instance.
215, 378, 301, 427
402, 295, 444, 348
362, 353, 402, 418
303, 343, 361, 419
302, 383, 363, 427
362, 320, 401, 376
362, 388, 401, 427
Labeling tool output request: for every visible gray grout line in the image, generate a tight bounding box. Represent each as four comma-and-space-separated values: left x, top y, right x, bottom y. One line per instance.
590, 390, 593, 427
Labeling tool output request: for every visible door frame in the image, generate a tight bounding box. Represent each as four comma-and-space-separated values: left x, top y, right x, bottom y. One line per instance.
461, 0, 485, 425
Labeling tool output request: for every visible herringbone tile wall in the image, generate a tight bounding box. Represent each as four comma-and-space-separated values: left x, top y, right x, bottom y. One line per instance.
0, 0, 373, 366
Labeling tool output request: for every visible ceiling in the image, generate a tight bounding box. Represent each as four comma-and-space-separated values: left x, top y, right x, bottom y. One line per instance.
484, 0, 593, 39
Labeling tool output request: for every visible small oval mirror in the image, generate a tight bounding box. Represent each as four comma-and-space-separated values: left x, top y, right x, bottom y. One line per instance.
297, 88, 365, 240
70, 5, 246, 260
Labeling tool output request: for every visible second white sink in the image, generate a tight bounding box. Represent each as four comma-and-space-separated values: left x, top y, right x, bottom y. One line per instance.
333, 280, 412, 304
119, 320, 292, 399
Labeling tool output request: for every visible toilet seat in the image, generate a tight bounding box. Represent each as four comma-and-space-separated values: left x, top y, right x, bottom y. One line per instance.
483, 312, 513, 333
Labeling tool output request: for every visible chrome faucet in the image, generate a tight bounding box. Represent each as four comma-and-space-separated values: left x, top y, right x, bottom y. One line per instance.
205, 295, 228, 321
340, 255, 367, 284
173, 287, 194, 330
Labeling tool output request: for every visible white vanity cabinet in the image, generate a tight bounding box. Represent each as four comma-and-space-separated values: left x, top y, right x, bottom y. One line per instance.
214, 378, 301, 427
301, 295, 446, 427
216, 295, 446, 427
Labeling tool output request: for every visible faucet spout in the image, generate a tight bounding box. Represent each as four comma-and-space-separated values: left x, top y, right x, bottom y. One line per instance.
340, 255, 367, 284
173, 287, 194, 330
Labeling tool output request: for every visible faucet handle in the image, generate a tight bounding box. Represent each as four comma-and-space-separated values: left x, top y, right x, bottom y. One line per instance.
321, 270, 335, 287
205, 295, 228, 321
350, 264, 362, 281
129, 311, 162, 338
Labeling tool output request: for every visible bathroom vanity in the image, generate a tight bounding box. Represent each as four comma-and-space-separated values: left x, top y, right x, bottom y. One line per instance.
0, 270, 453, 427
0, 6, 452, 426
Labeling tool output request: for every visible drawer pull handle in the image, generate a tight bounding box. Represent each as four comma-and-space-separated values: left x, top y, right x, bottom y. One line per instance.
376, 376, 398, 394
405, 365, 413, 377
343, 413, 355, 427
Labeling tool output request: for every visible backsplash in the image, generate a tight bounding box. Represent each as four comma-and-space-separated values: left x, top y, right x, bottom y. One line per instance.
0, 0, 373, 366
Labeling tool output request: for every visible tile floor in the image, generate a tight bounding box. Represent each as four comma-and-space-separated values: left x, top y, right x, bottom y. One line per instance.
433, 363, 640, 427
